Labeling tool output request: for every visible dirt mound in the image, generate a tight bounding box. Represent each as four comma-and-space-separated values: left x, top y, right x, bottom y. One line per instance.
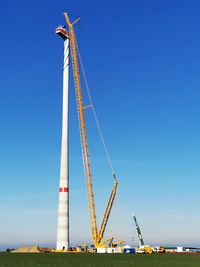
12, 246, 41, 253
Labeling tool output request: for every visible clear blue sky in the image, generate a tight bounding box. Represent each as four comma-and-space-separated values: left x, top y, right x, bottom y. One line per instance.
0, 0, 200, 249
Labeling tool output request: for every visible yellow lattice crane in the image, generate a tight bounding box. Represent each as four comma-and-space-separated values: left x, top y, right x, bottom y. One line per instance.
64, 13, 118, 248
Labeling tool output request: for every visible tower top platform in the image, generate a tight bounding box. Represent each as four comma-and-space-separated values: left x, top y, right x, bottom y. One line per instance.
55, 26, 69, 40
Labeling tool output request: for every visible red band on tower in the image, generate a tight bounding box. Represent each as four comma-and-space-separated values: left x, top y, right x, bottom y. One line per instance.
59, 187, 69, 192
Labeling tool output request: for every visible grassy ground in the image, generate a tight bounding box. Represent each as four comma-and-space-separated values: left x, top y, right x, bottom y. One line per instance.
0, 253, 200, 267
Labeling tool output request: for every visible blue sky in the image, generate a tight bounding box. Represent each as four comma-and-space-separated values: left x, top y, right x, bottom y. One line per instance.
0, 0, 200, 249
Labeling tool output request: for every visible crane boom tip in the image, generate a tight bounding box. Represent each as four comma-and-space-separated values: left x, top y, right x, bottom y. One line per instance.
112, 173, 118, 183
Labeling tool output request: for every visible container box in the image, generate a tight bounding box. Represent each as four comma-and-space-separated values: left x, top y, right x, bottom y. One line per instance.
124, 248, 135, 254
97, 248, 107, 253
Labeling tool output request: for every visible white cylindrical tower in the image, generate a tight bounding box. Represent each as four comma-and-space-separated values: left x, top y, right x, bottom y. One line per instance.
55, 26, 70, 251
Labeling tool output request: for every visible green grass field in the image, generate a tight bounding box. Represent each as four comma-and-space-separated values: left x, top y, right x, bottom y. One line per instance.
0, 253, 200, 267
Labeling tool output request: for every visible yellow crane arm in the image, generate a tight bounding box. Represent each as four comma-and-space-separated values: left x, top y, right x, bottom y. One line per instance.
64, 13, 98, 245
97, 178, 118, 245
64, 13, 118, 248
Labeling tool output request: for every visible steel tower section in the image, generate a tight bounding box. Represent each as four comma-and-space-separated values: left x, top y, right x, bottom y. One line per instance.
55, 26, 70, 251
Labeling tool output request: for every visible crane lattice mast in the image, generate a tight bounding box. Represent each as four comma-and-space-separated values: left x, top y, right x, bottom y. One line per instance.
64, 13, 98, 245
63, 13, 118, 248
133, 215, 145, 247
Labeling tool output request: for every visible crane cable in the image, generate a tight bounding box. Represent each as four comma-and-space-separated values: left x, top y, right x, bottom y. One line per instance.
76, 39, 116, 179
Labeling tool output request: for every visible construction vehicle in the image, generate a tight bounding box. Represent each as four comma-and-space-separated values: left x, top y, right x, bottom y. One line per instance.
157, 246, 166, 253
133, 215, 153, 254
112, 241, 125, 247
63, 13, 118, 249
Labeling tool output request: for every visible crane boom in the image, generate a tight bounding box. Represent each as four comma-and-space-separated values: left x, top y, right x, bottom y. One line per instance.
98, 177, 118, 244
133, 215, 145, 247
64, 13, 98, 245
64, 13, 118, 248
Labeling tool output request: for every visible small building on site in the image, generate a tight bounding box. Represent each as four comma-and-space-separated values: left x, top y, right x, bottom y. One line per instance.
97, 248, 107, 253
97, 247, 123, 253
123, 245, 135, 254
177, 247, 200, 253
165, 246, 200, 253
